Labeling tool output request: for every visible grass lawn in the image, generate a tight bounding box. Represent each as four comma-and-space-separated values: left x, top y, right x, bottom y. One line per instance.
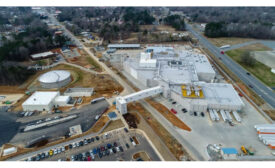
226, 44, 275, 87
86, 56, 101, 71
206, 37, 255, 47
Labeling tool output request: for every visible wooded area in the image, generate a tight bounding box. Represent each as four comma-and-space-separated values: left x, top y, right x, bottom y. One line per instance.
178, 7, 275, 39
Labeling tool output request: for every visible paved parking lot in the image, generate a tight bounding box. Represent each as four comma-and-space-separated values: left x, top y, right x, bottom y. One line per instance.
9, 100, 109, 146
155, 96, 273, 160
40, 128, 160, 161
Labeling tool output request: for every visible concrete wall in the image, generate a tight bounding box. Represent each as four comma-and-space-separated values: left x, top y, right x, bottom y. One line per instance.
22, 102, 54, 112
197, 72, 215, 83
40, 77, 71, 89
64, 91, 93, 97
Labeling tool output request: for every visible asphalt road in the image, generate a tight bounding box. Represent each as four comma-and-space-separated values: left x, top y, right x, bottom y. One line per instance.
186, 23, 275, 109
0, 112, 20, 146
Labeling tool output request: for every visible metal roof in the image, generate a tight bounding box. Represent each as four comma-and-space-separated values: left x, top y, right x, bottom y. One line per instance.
31, 51, 54, 59
22, 91, 59, 106
55, 96, 70, 102
108, 44, 140, 48
39, 70, 71, 83
221, 148, 238, 154
199, 83, 244, 107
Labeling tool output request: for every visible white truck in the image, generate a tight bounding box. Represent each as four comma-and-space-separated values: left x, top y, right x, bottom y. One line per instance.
220, 45, 231, 49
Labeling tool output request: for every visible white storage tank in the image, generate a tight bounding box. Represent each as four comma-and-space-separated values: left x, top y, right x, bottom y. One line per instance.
39, 70, 71, 89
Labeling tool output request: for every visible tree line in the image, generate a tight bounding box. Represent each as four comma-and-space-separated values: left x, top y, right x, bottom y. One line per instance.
163, 14, 186, 31
204, 22, 275, 39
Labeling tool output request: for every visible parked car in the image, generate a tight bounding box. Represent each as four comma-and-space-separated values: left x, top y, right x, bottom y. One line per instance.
41, 153, 45, 159
100, 146, 105, 152
126, 143, 130, 149
90, 137, 95, 142
53, 149, 58, 155
246, 72, 250, 75
172, 101, 177, 104
96, 136, 100, 141
109, 148, 113, 154
119, 146, 124, 152
84, 139, 88, 145
49, 150, 53, 156
91, 153, 95, 160
112, 148, 117, 153
72, 143, 76, 148
170, 108, 177, 114
201, 112, 205, 117
69, 144, 73, 149
194, 112, 197, 116
35, 155, 41, 161
124, 128, 129, 133
113, 142, 118, 147
129, 137, 133, 142
79, 141, 84, 146
85, 151, 90, 157
93, 148, 97, 155
45, 152, 49, 158
61, 146, 65, 152
107, 143, 112, 149
116, 146, 120, 152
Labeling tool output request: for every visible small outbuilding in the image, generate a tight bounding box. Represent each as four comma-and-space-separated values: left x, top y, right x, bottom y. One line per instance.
221, 148, 238, 160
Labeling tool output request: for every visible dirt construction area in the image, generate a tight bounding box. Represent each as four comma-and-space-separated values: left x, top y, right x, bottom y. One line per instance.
0, 94, 24, 106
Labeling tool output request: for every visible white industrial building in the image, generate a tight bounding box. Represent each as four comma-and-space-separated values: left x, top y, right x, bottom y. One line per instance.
117, 45, 244, 114
38, 70, 71, 89
30, 51, 56, 60
22, 91, 72, 112
107, 44, 141, 50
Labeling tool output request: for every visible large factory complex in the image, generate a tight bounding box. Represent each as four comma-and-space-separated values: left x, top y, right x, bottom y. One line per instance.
116, 46, 244, 115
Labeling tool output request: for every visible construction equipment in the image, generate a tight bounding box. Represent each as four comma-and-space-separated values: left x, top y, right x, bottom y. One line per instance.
241, 146, 248, 155
247, 146, 255, 155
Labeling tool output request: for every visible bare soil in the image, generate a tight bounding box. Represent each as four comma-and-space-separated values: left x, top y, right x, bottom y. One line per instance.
146, 98, 191, 131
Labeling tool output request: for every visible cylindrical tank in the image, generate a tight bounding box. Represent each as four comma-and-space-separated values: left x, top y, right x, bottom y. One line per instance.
39, 70, 71, 89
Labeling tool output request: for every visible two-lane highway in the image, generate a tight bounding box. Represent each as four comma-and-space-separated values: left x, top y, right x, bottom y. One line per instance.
186, 23, 275, 109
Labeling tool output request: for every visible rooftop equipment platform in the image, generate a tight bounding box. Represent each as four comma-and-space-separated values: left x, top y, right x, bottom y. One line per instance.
181, 85, 204, 99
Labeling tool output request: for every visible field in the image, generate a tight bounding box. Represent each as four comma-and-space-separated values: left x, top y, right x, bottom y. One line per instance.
89, 116, 109, 133
66, 49, 102, 72
226, 43, 275, 87
252, 51, 275, 69
206, 37, 255, 47
102, 119, 125, 133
